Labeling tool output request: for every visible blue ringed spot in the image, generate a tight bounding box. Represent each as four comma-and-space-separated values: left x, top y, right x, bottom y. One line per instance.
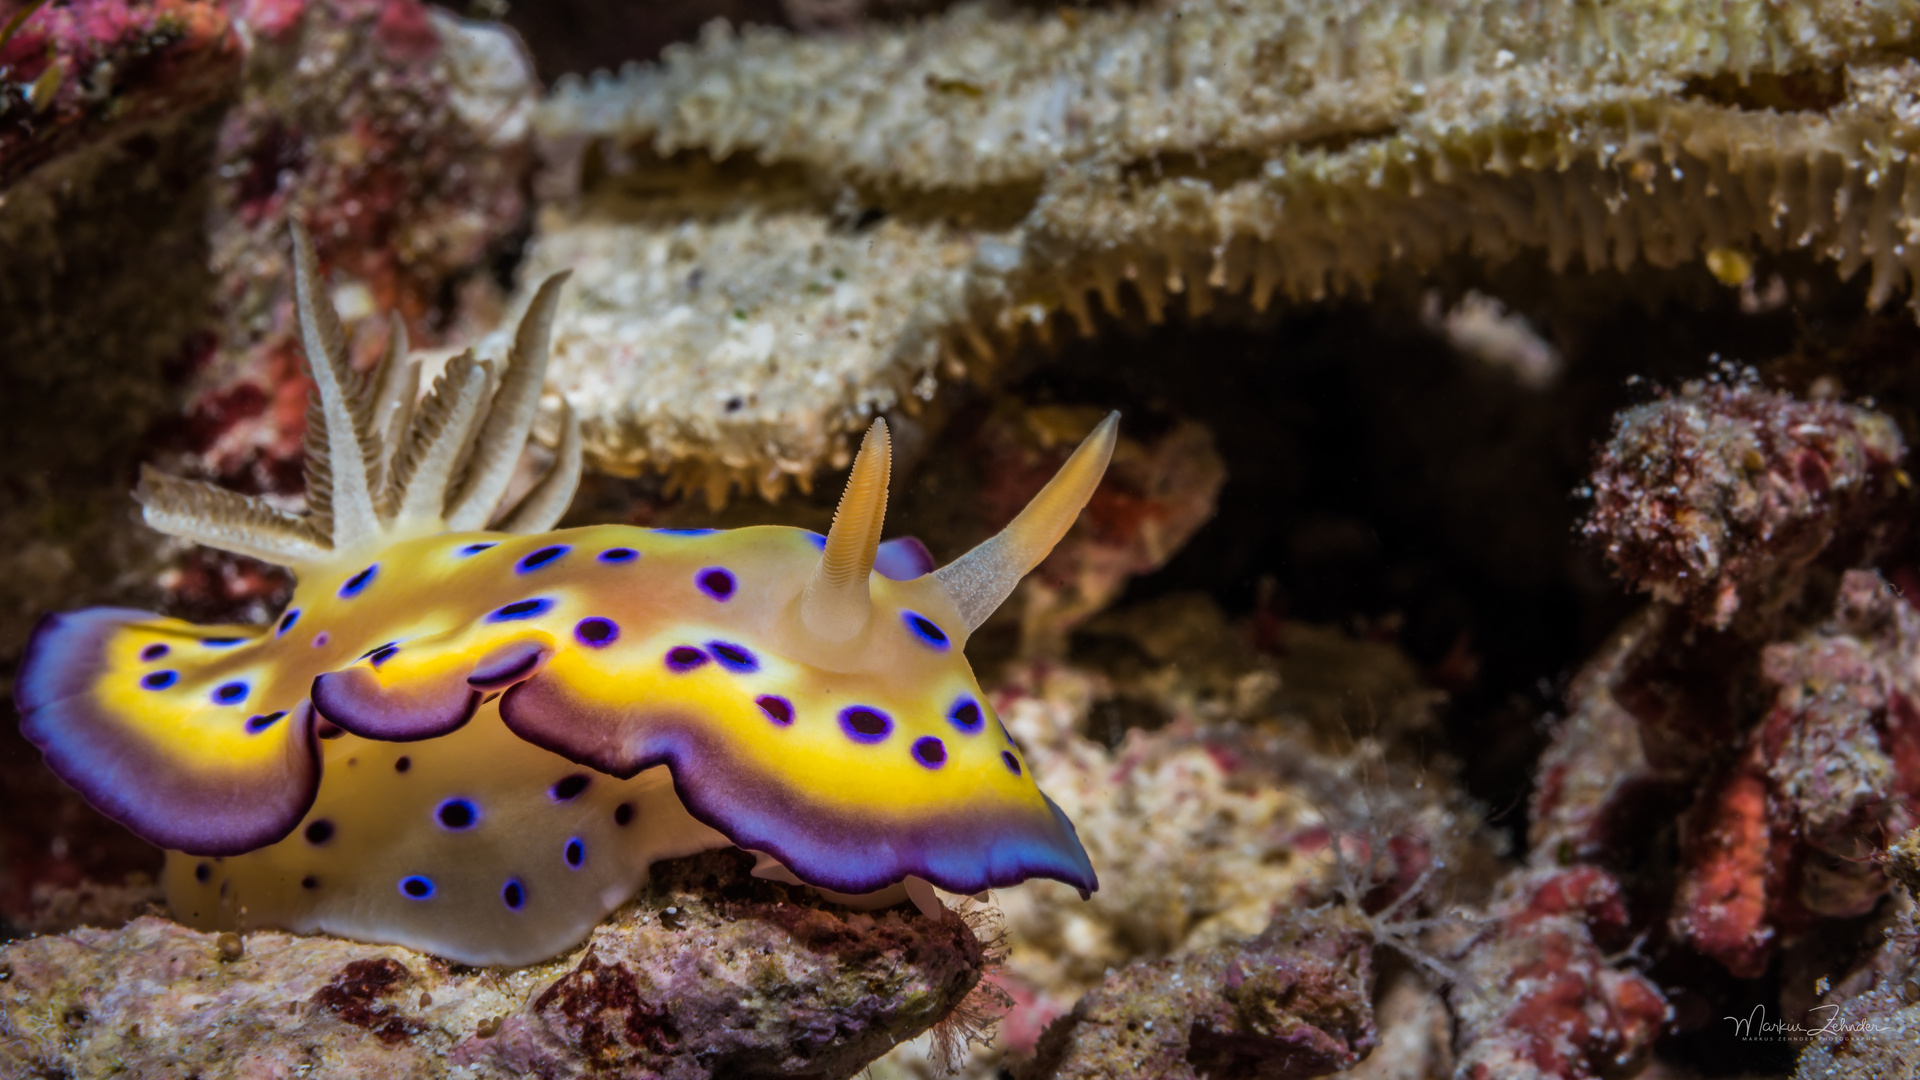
1001, 751, 1022, 776
598, 547, 638, 563
708, 641, 758, 672
277, 609, 301, 636
489, 598, 553, 622
665, 646, 708, 672
948, 698, 984, 734
550, 774, 591, 802
517, 545, 570, 573
202, 636, 245, 647
756, 695, 794, 726
141, 670, 178, 690
399, 876, 435, 900
304, 819, 334, 845
696, 567, 736, 600
212, 681, 249, 705
839, 706, 893, 744
140, 643, 170, 661
435, 798, 479, 831
245, 711, 287, 734
575, 618, 619, 647
502, 878, 527, 910
368, 645, 399, 667
563, 838, 586, 869
458, 542, 497, 556
912, 736, 948, 769
339, 564, 378, 598
652, 528, 716, 536
902, 612, 950, 649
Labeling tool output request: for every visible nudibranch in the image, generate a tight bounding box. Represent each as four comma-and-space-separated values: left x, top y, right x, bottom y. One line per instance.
16, 225, 1112, 966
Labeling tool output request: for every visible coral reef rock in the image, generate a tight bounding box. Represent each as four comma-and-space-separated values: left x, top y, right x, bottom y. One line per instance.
1016, 905, 1378, 1080
0, 851, 988, 1080
1581, 376, 1907, 630
1448, 867, 1669, 1080
1673, 568, 1920, 976
530, 0, 1920, 497
1791, 832, 1920, 1080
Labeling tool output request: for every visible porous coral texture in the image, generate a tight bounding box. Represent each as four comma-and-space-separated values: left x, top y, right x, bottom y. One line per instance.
0, 851, 988, 1080
1581, 378, 1906, 630
529, 0, 1920, 497
1448, 867, 1670, 1080
1015, 905, 1378, 1080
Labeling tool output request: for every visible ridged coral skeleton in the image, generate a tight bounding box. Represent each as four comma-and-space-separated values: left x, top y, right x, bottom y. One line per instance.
527, 0, 1920, 504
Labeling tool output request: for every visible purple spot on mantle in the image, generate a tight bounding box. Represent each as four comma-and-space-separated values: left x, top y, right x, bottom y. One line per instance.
213, 681, 249, 705
141, 670, 177, 690
902, 611, 949, 650
665, 646, 708, 672
598, 547, 638, 564
948, 698, 983, 734
912, 736, 947, 769
1001, 751, 1022, 776
277, 609, 301, 636
756, 695, 793, 726
245, 710, 287, 733
400, 875, 434, 900
575, 618, 619, 647
550, 774, 590, 801
696, 568, 735, 600
489, 598, 552, 622
517, 545, 570, 573
708, 640, 757, 672
435, 798, 478, 830
839, 706, 892, 744
503, 878, 526, 910
563, 837, 585, 868
312, 631, 330, 648
339, 564, 378, 598
140, 643, 169, 661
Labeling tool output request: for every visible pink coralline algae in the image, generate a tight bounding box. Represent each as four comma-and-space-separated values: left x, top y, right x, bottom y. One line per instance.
1016, 905, 1377, 1080
0, 0, 241, 185
1672, 569, 1920, 976
1449, 867, 1670, 1080
1581, 378, 1906, 630
0, 852, 990, 1080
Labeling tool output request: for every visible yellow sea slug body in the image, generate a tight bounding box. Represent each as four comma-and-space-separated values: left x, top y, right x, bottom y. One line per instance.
16, 226, 1112, 966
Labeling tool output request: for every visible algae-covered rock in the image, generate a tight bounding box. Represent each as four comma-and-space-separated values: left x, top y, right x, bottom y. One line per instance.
0, 851, 990, 1080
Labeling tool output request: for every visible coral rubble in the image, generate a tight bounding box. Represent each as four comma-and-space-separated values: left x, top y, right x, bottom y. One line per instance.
1016, 905, 1378, 1080
0, 851, 988, 1080
529, 0, 1920, 496
1448, 867, 1669, 1080
1582, 377, 1906, 630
